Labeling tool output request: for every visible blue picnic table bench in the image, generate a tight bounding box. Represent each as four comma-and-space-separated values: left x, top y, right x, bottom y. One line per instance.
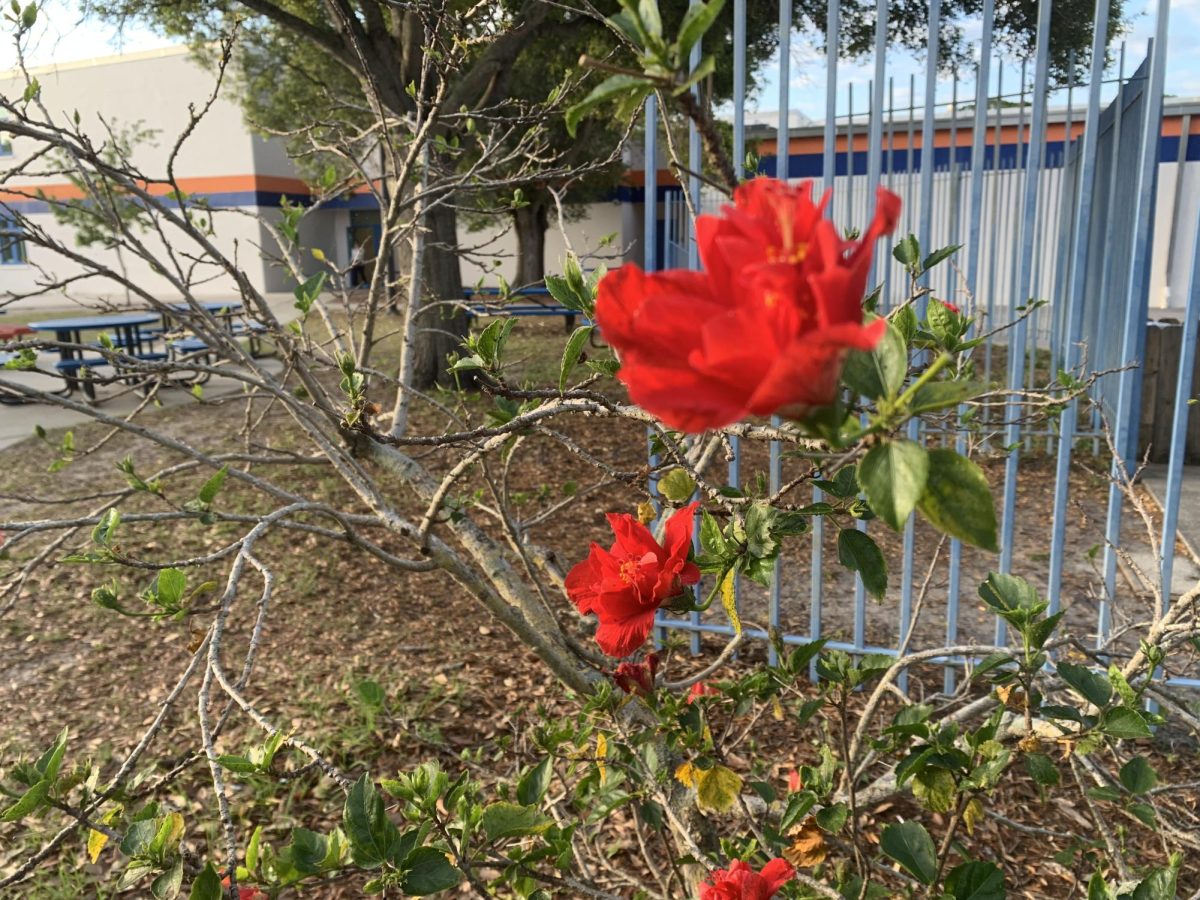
463, 287, 582, 332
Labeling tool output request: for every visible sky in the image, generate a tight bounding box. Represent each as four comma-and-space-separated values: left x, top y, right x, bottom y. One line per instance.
3, 0, 1198, 121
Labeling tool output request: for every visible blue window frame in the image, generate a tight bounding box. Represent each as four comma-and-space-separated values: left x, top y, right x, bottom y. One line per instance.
0, 214, 27, 265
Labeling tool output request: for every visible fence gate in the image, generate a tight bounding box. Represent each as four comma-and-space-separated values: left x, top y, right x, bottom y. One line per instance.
642, 0, 1200, 690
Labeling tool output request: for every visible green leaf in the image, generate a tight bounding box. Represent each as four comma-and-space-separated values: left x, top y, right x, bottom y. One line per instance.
815, 801, 848, 833
156, 568, 186, 607
880, 820, 938, 885
517, 757, 553, 806
197, 466, 228, 504
909, 380, 987, 414
858, 440, 929, 531
343, 775, 401, 869
559, 325, 593, 393
1087, 871, 1115, 900
675, 0, 725, 62
480, 802, 553, 842
121, 818, 158, 856
922, 244, 962, 272
355, 679, 385, 708
401, 845, 462, 896
912, 767, 956, 813
945, 860, 1006, 900
1131, 865, 1178, 900
289, 827, 330, 874
1119, 757, 1157, 795
1056, 663, 1113, 708
1, 779, 49, 822
893, 234, 920, 268
215, 755, 259, 775
636, 0, 663, 39
293, 271, 327, 314
1100, 707, 1152, 740
566, 74, 654, 137
1024, 752, 1060, 787
34, 727, 69, 781
150, 857, 184, 900
837, 529, 887, 599
916, 449, 998, 551
842, 319, 907, 400
658, 467, 696, 503
188, 863, 223, 900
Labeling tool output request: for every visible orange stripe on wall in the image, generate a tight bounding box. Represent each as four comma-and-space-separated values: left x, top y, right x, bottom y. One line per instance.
0, 174, 335, 203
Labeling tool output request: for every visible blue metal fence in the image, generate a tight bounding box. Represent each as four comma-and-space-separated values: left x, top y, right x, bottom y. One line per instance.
647, 0, 1199, 689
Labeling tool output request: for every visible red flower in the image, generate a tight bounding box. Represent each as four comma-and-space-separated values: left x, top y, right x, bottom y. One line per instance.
613, 653, 659, 695
699, 858, 796, 900
596, 178, 900, 433
686, 682, 720, 703
785, 769, 804, 793
938, 299, 961, 315
565, 503, 701, 657
221, 875, 267, 899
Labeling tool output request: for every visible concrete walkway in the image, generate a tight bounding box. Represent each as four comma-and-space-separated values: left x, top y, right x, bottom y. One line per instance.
1137, 464, 1200, 595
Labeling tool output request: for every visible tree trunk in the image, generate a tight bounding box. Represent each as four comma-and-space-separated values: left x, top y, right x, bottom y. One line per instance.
512, 198, 549, 288
410, 201, 469, 390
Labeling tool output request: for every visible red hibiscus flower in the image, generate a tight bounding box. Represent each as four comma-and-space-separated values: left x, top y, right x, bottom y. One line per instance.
613, 653, 659, 695
699, 858, 796, 900
786, 769, 803, 793
596, 178, 900, 433
938, 299, 961, 315
565, 503, 701, 657
221, 875, 268, 899
686, 682, 720, 703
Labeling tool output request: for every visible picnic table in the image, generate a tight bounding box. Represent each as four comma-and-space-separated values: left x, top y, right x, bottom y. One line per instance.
464, 287, 580, 332
26, 312, 165, 400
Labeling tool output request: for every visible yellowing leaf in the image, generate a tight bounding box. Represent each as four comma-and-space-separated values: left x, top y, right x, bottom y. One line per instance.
720, 570, 741, 635
87, 828, 108, 863
962, 797, 984, 836
636, 501, 656, 525
311, 248, 326, 261
675, 762, 699, 789
771, 696, 784, 721
783, 816, 827, 868
595, 733, 607, 785
695, 764, 743, 814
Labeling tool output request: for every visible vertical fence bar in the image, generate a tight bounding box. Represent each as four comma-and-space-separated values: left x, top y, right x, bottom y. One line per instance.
1100, 11, 1171, 642
645, 95, 665, 647
945, 0, 995, 692
728, 0, 746, 635
1049, 50, 1077, 397
768, 0, 793, 667
811, 0, 840, 680
1046, 0, 1111, 613
897, 0, 941, 691
995, 0, 1052, 649
984, 60, 1004, 393
1089, 41, 1126, 453
883, 76, 897, 308
686, 0, 704, 656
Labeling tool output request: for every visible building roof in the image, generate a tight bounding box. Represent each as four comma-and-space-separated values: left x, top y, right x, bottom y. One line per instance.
1, 44, 189, 80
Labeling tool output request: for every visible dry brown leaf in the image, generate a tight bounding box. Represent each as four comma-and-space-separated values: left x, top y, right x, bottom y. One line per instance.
783, 816, 827, 868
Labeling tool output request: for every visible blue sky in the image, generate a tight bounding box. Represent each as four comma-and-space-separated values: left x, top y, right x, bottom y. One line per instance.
4, 0, 1197, 120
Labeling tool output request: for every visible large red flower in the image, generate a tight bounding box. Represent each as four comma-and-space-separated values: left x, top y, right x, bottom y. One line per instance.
565, 503, 700, 657
596, 178, 900, 432
699, 858, 796, 900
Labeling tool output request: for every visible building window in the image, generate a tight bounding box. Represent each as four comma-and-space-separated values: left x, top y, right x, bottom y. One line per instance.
0, 137, 10, 157
0, 215, 27, 265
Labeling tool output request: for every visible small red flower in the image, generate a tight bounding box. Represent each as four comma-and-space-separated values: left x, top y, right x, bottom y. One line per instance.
613, 653, 659, 696
686, 682, 720, 703
938, 299, 961, 315
786, 769, 803, 793
565, 503, 701, 657
596, 178, 900, 433
221, 875, 268, 899
699, 858, 796, 900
